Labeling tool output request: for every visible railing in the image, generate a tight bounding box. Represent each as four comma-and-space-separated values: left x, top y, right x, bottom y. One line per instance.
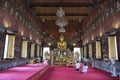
93, 60, 120, 77
0, 59, 29, 70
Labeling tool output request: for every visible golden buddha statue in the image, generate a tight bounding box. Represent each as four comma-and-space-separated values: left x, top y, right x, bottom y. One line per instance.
57, 34, 67, 50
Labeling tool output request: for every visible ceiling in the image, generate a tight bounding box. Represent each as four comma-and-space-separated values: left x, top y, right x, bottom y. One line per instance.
22, 0, 105, 47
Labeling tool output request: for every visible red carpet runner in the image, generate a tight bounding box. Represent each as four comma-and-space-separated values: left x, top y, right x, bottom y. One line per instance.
0, 64, 48, 80
38, 66, 119, 80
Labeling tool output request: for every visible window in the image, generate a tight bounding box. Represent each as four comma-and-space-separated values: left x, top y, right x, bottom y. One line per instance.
31, 43, 35, 58
108, 36, 118, 60
4, 34, 15, 59
37, 45, 40, 57
21, 40, 28, 58
96, 41, 101, 59
89, 44, 92, 58
40, 46, 42, 57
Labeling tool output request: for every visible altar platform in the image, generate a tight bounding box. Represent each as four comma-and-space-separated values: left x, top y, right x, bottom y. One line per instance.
0, 64, 49, 80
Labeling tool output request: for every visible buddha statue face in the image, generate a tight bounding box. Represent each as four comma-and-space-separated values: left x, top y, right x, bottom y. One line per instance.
57, 34, 66, 49
60, 34, 64, 42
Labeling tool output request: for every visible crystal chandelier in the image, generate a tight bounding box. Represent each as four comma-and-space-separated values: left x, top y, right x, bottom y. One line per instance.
55, 7, 68, 32
55, 17, 68, 27
58, 27, 65, 33
56, 7, 65, 17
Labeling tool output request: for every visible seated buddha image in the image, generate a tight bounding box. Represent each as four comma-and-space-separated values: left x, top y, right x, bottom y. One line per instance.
74, 51, 79, 62
44, 51, 50, 60
57, 34, 67, 50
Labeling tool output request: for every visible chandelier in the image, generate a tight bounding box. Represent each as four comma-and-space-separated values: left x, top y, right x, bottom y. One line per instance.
55, 17, 68, 27
55, 7, 68, 32
56, 7, 65, 17
58, 27, 65, 33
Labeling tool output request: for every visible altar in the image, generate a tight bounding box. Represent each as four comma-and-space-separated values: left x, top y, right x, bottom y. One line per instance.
50, 34, 75, 66
52, 49, 75, 66
53, 49, 66, 65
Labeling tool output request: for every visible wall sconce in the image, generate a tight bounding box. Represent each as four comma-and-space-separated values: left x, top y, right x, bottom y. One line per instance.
73, 43, 76, 46
3, 18, 11, 28
21, 30, 24, 36
114, 22, 119, 29
100, 31, 103, 37
48, 42, 51, 46
36, 39, 39, 44
92, 36, 94, 40
30, 35, 32, 40
86, 40, 88, 43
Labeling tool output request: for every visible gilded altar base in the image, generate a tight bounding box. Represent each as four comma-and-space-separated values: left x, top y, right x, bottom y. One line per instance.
51, 49, 75, 66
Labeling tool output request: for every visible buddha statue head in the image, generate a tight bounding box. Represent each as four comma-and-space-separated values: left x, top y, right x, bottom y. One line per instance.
60, 34, 64, 42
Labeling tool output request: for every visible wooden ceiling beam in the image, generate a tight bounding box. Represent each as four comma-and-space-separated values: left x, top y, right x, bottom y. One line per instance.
41, 20, 82, 23
31, 3, 93, 7
36, 13, 88, 16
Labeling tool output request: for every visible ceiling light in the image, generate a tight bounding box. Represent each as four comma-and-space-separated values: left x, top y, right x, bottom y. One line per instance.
58, 27, 65, 33
55, 7, 68, 32
55, 17, 68, 27
56, 7, 65, 17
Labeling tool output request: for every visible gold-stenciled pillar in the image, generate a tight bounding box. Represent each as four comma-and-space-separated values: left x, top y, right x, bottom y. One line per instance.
89, 44, 92, 58
108, 36, 118, 60
96, 40, 101, 59
84, 45, 87, 58
81, 47, 83, 58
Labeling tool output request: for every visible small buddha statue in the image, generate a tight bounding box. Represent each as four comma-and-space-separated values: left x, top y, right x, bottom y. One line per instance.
44, 51, 50, 60
57, 34, 66, 50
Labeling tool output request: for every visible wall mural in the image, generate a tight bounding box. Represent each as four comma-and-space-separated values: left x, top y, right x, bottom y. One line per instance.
92, 42, 96, 58
86, 44, 89, 58
34, 44, 37, 57
116, 30, 120, 61
27, 41, 31, 58
101, 34, 108, 59
0, 31, 5, 60
14, 34, 22, 59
